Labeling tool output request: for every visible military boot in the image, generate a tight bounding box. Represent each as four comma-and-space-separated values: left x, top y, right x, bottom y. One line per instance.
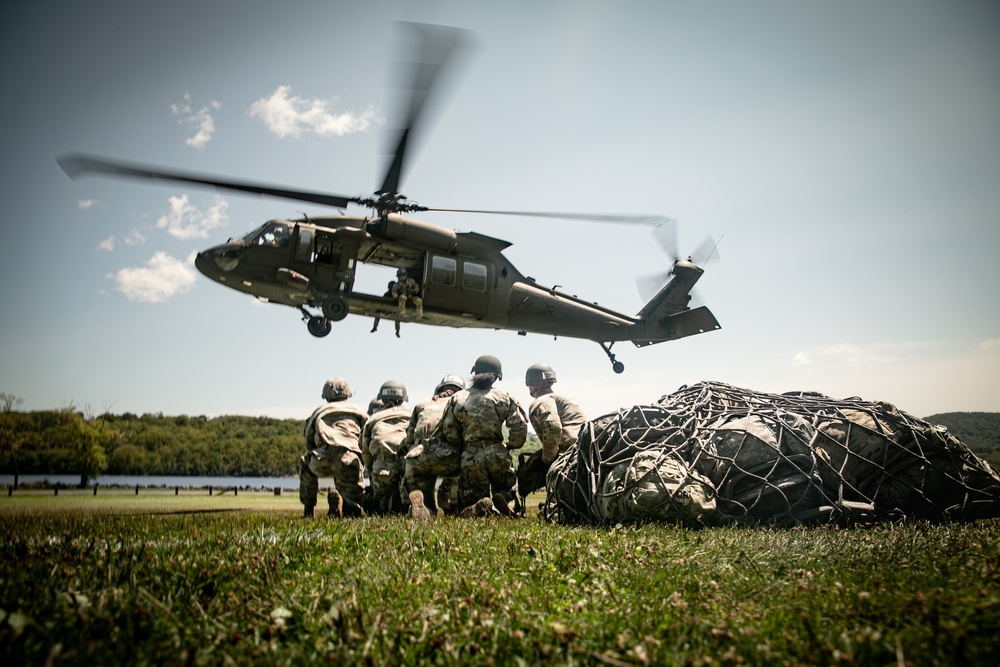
408, 490, 432, 520
492, 492, 516, 517
341, 496, 367, 518
327, 491, 343, 518
459, 497, 499, 518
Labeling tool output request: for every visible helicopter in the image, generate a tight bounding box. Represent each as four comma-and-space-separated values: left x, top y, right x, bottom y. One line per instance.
57, 23, 720, 374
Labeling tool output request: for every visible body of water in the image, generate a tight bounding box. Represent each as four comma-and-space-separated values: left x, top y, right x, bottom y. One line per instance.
0, 474, 300, 489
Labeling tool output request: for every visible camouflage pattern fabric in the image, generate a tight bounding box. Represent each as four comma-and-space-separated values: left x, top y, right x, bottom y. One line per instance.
459, 442, 517, 509
529, 392, 587, 463
402, 396, 460, 514
544, 381, 1000, 526
442, 385, 528, 510
362, 404, 410, 514
299, 399, 368, 508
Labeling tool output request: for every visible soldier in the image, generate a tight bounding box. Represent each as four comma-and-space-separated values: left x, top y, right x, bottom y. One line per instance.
441, 355, 528, 516
371, 280, 401, 337
361, 380, 411, 514
391, 268, 423, 319
401, 374, 466, 519
300, 378, 368, 518
519, 363, 589, 503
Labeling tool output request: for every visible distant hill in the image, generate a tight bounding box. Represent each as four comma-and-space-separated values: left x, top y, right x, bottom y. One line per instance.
924, 411, 1000, 470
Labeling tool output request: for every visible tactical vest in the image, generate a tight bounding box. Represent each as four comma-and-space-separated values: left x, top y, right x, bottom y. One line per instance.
365, 405, 411, 462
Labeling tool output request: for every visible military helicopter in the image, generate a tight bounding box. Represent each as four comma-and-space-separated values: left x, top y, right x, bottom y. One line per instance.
57, 23, 720, 374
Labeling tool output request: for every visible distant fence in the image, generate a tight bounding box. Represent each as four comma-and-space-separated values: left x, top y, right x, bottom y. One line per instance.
4, 484, 286, 497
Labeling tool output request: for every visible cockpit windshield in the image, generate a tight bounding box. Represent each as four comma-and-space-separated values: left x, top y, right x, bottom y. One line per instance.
247, 221, 291, 248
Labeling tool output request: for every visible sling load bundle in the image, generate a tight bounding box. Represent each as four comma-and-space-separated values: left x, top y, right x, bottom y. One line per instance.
543, 381, 1000, 526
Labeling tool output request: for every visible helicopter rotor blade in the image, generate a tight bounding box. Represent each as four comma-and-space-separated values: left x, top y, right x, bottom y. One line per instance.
57, 153, 359, 209
636, 270, 673, 303
421, 207, 668, 226
652, 218, 680, 259
378, 22, 471, 197
690, 234, 721, 266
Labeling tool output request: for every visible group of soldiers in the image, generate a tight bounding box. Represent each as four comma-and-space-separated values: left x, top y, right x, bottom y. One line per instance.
298, 354, 587, 519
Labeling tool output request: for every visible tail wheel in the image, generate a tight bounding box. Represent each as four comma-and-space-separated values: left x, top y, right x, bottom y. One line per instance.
307, 315, 332, 337
322, 294, 349, 321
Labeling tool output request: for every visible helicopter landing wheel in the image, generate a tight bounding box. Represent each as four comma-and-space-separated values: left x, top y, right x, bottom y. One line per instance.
599, 342, 625, 374
322, 294, 349, 321
307, 315, 332, 338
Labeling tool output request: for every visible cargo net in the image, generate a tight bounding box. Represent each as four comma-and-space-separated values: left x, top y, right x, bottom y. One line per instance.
542, 381, 1000, 526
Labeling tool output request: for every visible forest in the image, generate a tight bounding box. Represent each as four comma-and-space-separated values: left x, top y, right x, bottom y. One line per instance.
0, 401, 995, 481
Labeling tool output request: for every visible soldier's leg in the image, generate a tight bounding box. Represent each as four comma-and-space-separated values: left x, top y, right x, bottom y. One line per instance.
413, 295, 423, 318
426, 443, 461, 514
299, 451, 322, 516
457, 447, 492, 512
436, 476, 459, 515
332, 450, 366, 517
487, 445, 518, 516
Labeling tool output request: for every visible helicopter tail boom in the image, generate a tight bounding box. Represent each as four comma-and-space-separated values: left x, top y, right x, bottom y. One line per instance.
631, 260, 721, 346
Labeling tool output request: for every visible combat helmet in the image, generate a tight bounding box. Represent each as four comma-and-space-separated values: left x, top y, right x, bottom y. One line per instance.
435, 374, 465, 395
525, 363, 557, 386
378, 379, 408, 405
471, 354, 503, 380
322, 378, 353, 401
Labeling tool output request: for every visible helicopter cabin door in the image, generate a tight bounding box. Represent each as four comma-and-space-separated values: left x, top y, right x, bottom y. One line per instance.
421, 254, 491, 317
308, 229, 359, 295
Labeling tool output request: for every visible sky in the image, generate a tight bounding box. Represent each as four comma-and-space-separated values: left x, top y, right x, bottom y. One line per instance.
1, 0, 998, 424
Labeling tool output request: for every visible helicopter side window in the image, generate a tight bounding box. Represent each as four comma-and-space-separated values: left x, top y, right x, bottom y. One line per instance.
295, 229, 313, 262
430, 256, 456, 286
253, 222, 290, 248
462, 261, 488, 292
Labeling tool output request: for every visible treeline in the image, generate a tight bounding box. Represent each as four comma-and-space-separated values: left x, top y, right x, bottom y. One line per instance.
1, 410, 304, 479
1, 408, 543, 480
2, 405, 992, 481
926, 411, 1000, 470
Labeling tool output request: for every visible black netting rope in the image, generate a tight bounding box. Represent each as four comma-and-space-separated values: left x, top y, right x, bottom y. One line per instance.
542, 381, 1000, 526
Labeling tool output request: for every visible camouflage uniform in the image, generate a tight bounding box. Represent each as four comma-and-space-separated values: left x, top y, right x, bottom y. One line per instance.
529, 393, 588, 464
402, 395, 461, 514
300, 395, 368, 514
361, 404, 410, 514
441, 385, 528, 511
391, 273, 423, 318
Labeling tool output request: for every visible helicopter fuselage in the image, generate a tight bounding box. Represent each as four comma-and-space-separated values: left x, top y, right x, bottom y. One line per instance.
193, 213, 720, 358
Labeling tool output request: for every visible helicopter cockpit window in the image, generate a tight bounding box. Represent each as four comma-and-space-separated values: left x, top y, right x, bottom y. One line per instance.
430, 256, 456, 286
463, 261, 488, 292
252, 222, 290, 248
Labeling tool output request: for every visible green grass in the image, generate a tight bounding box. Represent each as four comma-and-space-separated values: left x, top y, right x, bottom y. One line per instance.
1, 496, 998, 666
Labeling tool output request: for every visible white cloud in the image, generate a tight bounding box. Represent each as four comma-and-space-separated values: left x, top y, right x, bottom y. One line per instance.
78, 199, 99, 210
791, 351, 812, 367
249, 85, 378, 138
124, 228, 147, 246
110, 251, 197, 303
170, 93, 222, 149
155, 194, 228, 240
98, 236, 115, 252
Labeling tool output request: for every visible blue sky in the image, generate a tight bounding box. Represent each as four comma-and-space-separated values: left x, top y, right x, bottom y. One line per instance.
2, 0, 998, 422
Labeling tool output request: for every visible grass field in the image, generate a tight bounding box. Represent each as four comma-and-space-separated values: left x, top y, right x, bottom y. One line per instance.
1, 491, 998, 666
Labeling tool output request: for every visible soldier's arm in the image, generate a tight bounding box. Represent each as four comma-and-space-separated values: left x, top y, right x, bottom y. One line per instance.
360, 421, 374, 471
531, 402, 563, 463
505, 397, 528, 449
403, 405, 420, 447
440, 399, 463, 445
